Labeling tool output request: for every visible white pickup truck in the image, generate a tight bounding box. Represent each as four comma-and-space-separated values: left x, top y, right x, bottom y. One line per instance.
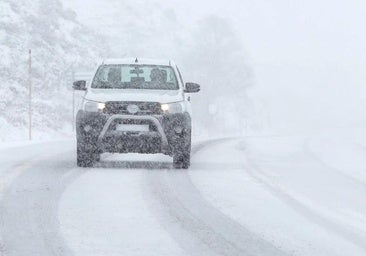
73, 58, 200, 168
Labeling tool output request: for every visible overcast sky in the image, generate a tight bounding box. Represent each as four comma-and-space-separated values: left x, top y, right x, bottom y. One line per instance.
62, 0, 366, 132
62, 0, 366, 64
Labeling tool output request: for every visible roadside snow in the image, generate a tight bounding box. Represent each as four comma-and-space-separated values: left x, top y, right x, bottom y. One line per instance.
306, 137, 366, 184
189, 137, 366, 256
2, 135, 366, 255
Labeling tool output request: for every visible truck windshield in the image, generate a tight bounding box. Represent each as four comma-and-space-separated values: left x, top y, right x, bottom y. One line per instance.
91, 65, 179, 90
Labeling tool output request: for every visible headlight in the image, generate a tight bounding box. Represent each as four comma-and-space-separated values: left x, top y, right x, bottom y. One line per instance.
83, 99, 105, 112
161, 102, 185, 114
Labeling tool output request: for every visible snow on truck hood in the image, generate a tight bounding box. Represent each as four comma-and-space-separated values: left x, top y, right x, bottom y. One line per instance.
85, 89, 184, 103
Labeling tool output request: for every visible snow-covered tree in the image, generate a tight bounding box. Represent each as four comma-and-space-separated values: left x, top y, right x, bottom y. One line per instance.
181, 16, 255, 134
0, 0, 108, 139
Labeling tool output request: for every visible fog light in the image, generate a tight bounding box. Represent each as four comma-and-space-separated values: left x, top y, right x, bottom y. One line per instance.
84, 125, 92, 132
174, 126, 183, 134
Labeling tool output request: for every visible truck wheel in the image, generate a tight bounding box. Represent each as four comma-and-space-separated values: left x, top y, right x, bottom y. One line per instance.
173, 151, 190, 169
172, 130, 191, 169
77, 138, 99, 167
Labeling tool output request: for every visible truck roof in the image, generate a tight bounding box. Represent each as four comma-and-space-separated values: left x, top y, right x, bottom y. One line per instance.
102, 58, 175, 66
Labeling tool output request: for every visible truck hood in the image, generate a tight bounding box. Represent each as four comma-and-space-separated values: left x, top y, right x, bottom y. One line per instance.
85, 89, 184, 103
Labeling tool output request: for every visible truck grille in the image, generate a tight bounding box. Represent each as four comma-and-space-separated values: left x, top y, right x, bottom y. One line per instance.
104, 102, 162, 115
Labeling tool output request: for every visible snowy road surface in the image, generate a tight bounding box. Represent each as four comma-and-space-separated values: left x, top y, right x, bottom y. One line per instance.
0, 137, 366, 256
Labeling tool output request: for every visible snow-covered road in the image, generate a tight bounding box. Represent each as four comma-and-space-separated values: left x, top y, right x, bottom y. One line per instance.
0, 137, 365, 256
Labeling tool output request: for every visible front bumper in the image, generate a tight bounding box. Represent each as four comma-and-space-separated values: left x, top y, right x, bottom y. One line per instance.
98, 114, 169, 152
76, 111, 191, 155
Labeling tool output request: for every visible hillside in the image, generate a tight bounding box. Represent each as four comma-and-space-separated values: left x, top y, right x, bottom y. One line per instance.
0, 0, 108, 140
0, 0, 258, 141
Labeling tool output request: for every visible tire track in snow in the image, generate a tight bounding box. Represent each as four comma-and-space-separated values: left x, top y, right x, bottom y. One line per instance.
303, 139, 366, 188
242, 139, 366, 253
0, 157, 42, 256
0, 144, 80, 256
144, 138, 288, 256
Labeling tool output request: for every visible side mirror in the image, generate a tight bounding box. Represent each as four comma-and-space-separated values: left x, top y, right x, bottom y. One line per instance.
73, 80, 87, 91
184, 82, 200, 93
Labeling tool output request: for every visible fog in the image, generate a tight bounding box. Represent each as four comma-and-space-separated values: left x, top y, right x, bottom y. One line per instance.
63, 0, 366, 135
237, 1, 366, 134
1, 0, 366, 139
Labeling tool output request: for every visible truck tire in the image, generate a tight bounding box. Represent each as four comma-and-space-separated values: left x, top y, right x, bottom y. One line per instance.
173, 130, 191, 169
173, 151, 190, 169
77, 138, 100, 167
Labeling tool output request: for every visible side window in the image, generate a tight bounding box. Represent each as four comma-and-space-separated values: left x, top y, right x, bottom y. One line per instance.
167, 68, 176, 83
176, 66, 184, 87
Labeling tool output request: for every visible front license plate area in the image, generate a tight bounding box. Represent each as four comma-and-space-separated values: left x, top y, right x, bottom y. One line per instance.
116, 124, 149, 132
